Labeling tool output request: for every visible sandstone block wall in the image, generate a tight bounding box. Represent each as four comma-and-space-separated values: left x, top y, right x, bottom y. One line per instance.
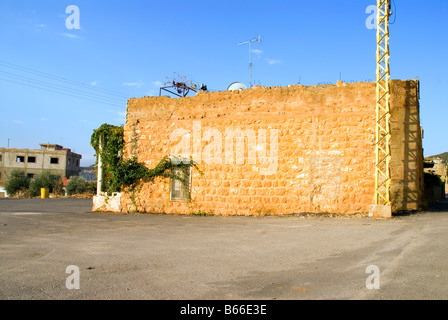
120, 79, 422, 215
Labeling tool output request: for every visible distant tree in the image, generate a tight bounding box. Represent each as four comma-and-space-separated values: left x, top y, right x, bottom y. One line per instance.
29, 171, 61, 197
4, 170, 30, 196
85, 181, 97, 195
65, 176, 87, 196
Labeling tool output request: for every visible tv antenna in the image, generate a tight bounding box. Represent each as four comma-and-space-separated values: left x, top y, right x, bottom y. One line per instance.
237, 35, 261, 88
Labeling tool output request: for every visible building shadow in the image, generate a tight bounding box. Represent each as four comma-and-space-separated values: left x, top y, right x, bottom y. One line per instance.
425, 198, 448, 213
393, 80, 423, 212
393, 199, 448, 216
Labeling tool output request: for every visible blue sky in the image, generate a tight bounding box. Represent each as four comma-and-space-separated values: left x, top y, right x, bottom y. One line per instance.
0, 0, 447, 166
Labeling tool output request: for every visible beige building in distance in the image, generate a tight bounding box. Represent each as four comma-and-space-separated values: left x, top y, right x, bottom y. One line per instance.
424, 158, 447, 199
425, 159, 447, 183
0, 143, 82, 197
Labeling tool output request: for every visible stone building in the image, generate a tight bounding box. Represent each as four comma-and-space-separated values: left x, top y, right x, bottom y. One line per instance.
424, 158, 447, 199
96, 79, 424, 216
424, 159, 447, 183
0, 143, 82, 197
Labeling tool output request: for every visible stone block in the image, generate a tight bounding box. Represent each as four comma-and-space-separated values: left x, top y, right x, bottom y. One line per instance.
369, 205, 392, 218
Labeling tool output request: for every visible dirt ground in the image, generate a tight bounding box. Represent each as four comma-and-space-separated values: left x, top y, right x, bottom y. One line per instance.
1, 198, 447, 300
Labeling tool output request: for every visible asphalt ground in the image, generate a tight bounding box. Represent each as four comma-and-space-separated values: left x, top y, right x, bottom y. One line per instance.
1, 198, 447, 300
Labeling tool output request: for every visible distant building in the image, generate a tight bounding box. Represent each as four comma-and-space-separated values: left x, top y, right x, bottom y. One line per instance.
424, 158, 447, 199
0, 143, 82, 197
425, 159, 447, 181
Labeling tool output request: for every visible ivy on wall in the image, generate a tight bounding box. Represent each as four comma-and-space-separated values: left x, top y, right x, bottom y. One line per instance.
90, 123, 198, 197
90, 123, 124, 194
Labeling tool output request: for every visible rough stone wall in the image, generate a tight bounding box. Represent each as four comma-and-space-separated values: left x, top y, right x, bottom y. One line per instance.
121, 79, 422, 215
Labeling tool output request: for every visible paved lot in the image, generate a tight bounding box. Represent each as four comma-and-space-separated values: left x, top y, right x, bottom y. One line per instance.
1, 198, 447, 300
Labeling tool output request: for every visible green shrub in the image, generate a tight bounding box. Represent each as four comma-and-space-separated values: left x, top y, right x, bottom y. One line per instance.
85, 181, 97, 195
5, 170, 30, 196
65, 176, 87, 196
29, 171, 62, 197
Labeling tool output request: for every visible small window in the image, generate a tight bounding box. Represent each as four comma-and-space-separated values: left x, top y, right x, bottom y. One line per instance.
170, 166, 191, 202
28, 156, 36, 163
68, 159, 71, 166
16, 156, 25, 163
0, 155, 2, 162
76, 159, 80, 167
50, 157, 59, 164
27, 173, 34, 179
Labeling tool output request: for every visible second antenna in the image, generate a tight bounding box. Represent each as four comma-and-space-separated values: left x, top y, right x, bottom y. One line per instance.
237, 35, 261, 88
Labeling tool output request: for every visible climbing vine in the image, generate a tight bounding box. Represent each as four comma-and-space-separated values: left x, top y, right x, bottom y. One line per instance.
90, 123, 199, 196
91, 123, 124, 194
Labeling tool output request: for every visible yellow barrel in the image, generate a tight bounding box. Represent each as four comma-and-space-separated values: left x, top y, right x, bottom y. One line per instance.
40, 188, 49, 199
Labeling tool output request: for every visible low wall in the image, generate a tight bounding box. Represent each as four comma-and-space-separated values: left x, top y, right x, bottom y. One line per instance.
93, 193, 122, 213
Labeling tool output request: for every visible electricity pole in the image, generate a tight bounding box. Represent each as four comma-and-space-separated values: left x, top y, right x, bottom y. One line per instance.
373, 0, 392, 215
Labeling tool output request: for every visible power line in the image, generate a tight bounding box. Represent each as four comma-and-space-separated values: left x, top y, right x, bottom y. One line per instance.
390, 0, 397, 24
0, 70, 125, 105
0, 59, 133, 108
0, 59, 130, 99
0, 77, 124, 108
0, 59, 129, 99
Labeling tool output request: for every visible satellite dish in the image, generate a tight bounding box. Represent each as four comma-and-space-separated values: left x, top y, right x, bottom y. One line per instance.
227, 82, 247, 91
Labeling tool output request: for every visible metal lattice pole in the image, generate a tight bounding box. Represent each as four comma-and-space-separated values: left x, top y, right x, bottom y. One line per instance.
375, 0, 391, 206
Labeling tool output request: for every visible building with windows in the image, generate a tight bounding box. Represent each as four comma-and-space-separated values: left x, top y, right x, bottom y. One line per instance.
0, 143, 82, 197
